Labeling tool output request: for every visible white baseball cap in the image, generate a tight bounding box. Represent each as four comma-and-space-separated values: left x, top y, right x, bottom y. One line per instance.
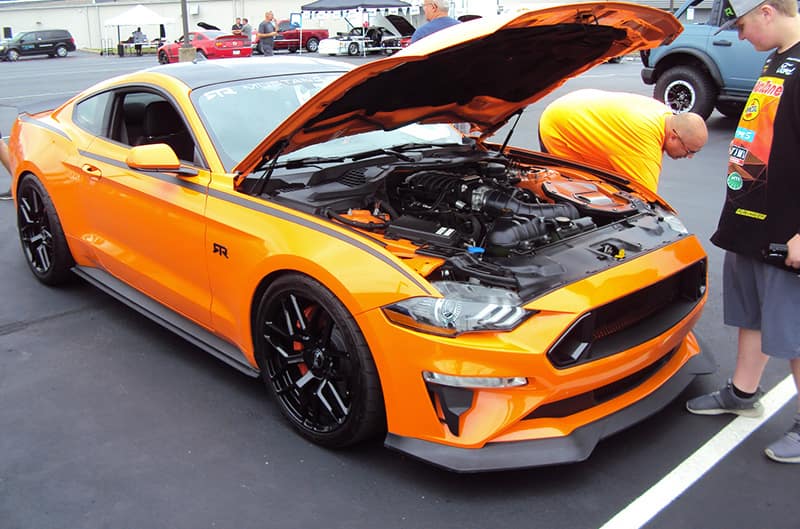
714, 0, 766, 34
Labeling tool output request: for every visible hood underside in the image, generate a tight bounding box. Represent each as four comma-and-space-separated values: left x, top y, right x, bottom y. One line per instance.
234, 2, 681, 176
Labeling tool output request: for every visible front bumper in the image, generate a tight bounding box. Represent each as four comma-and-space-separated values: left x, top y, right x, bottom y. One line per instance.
385, 339, 715, 472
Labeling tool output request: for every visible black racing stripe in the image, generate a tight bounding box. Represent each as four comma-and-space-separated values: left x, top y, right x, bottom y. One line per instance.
205, 187, 436, 294
19, 114, 71, 141
76, 149, 435, 294
78, 150, 205, 190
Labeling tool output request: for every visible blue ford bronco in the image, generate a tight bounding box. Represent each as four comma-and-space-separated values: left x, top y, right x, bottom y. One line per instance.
640, 0, 773, 119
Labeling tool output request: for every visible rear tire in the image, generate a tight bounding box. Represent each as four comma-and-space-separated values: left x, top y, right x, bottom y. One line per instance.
254, 273, 385, 448
347, 42, 360, 56
653, 66, 717, 120
16, 174, 75, 286
55, 45, 68, 58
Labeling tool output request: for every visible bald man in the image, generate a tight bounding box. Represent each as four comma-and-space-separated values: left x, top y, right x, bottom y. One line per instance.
539, 89, 708, 193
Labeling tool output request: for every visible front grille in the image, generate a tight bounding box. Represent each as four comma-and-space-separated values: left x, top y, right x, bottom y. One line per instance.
525, 345, 678, 420
547, 259, 706, 368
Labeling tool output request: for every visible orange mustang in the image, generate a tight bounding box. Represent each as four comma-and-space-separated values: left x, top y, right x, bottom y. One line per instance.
8, 4, 711, 472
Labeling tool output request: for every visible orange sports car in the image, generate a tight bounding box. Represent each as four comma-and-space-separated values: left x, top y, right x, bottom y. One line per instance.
8, 3, 712, 472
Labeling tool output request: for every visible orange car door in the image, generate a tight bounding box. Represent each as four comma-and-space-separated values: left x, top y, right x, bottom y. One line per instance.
77, 97, 212, 327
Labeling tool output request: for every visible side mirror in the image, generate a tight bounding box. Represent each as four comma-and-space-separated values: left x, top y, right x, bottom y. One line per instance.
126, 144, 198, 176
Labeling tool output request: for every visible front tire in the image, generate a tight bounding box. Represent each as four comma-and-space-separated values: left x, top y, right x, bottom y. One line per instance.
16, 174, 75, 286
305, 38, 319, 53
255, 274, 385, 448
158, 51, 169, 64
7, 49, 19, 61
653, 66, 717, 120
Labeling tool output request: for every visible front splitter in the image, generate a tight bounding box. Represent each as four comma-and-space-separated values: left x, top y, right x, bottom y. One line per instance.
385, 340, 715, 473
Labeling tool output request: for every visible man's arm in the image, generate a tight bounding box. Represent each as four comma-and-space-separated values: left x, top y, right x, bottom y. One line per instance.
0, 138, 12, 175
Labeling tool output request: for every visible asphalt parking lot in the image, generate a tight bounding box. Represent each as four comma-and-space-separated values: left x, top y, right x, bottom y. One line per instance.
0, 51, 797, 529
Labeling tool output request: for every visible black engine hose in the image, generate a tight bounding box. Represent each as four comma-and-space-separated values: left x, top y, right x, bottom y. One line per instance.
481, 189, 580, 219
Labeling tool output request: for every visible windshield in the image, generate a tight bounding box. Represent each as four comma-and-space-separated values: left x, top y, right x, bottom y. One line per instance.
192, 72, 464, 171
193, 72, 341, 170
282, 124, 463, 164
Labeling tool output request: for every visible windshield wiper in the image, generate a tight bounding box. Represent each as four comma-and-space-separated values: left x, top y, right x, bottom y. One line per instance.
350, 148, 415, 162
282, 156, 347, 169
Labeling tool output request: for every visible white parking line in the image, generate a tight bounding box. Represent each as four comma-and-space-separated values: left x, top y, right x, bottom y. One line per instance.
599, 375, 797, 529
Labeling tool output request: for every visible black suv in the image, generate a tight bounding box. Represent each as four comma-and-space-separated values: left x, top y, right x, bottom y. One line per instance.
0, 29, 76, 61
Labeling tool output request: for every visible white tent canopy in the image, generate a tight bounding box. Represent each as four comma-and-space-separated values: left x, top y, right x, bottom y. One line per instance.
104, 4, 173, 27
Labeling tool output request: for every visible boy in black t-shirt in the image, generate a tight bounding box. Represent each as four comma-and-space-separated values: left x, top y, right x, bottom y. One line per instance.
686, 0, 800, 463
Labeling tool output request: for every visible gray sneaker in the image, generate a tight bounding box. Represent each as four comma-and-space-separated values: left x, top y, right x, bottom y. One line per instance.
764, 415, 800, 463
686, 379, 764, 418
0, 190, 11, 200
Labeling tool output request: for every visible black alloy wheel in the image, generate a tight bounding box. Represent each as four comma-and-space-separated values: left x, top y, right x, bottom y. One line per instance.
255, 274, 385, 448
16, 174, 75, 285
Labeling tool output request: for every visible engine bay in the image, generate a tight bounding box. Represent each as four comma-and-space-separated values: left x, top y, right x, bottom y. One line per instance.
249, 144, 686, 299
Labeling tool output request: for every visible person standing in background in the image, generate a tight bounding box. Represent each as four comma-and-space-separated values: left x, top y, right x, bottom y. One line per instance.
410, 0, 460, 43
257, 11, 277, 56
241, 18, 252, 43
231, 17, 243, 35
132, 27, 146, 56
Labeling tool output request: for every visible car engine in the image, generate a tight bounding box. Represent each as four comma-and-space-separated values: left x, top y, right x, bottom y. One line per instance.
260, 145, 685, 299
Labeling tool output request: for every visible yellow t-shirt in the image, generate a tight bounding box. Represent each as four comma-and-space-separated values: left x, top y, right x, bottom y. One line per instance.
539, 89, 671, 192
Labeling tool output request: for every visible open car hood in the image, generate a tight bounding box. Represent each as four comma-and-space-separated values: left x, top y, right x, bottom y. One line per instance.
385, 14, 415, 36
233, 2, 681, 177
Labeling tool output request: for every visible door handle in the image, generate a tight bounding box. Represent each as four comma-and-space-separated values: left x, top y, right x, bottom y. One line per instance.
712, 40, 733, 47
82, 163, 103, 179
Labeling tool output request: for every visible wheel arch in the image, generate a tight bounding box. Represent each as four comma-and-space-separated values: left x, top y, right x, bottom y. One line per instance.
246, 252, 429, 363
652, 50, 723, 89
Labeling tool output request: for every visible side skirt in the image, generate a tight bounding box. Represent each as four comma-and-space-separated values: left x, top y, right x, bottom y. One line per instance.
73, 265, 259, 378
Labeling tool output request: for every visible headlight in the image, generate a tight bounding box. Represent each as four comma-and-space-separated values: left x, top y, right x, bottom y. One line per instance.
382, 281, 534, 336
661, 213, 688, 234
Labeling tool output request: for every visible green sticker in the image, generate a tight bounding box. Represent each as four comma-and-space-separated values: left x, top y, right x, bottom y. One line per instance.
727, 171, 743, 190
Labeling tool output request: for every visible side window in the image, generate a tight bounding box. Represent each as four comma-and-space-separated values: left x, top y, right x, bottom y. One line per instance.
111, 91, 200, 165
73, 91, 113, 136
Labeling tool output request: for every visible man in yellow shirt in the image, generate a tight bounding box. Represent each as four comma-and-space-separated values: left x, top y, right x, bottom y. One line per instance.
538, 89, 708, 192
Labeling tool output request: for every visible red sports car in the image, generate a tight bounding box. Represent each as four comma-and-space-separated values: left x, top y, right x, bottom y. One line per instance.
157, 30, 251, 64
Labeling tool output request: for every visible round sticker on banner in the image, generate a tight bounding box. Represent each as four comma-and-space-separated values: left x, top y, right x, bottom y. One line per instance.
727, 171, 743, 190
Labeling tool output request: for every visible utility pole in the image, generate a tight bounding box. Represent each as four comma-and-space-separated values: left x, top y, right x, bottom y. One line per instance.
179, 0, 195, 62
